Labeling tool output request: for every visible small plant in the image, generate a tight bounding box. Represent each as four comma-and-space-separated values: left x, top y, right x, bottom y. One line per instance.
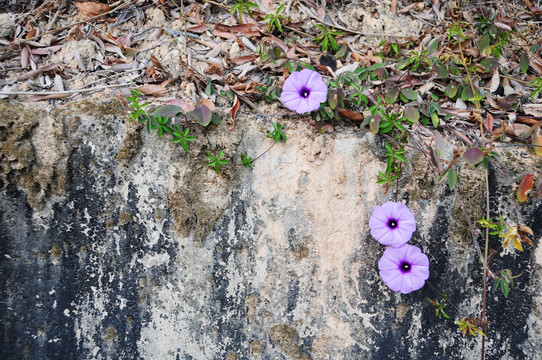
263, 4, 286, 33
267, 122, 287, 143
229, 0, 258, 22
493, 269, 521, 297
314, 24, 342, 52
240, 153, 254, 168
456, 317, 486, 337
171, 125, 196, 152
206, 150, 229, 174
255, 77, 280, 103
127, 89, 153, 133
427, 297, 451, 319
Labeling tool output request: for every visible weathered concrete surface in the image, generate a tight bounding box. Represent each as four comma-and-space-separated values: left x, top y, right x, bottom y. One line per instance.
1, 99, 541, 359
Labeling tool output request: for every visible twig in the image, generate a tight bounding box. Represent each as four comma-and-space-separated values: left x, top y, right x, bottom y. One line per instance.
0, 83, 128, 96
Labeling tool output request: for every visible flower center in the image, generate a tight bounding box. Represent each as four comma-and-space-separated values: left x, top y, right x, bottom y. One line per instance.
388, 219, 398, 229
400, 262, 411, 272
300, 88, 310, 98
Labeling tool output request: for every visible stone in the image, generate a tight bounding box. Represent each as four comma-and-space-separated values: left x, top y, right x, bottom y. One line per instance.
0, 99, 541, 359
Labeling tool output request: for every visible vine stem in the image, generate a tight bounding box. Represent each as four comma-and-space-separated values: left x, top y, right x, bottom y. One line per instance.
456, 27, 490, 359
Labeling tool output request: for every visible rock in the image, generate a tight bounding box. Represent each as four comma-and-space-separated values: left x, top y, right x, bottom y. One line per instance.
0, 99, 541, 359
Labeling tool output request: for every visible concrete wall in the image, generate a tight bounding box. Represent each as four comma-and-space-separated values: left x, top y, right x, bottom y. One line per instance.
1, 100, 541, 359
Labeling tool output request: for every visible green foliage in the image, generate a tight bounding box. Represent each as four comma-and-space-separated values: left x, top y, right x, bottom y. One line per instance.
255, 76, 280, 102
152, 114, 173, 138
446, 22, 468, 44
384, 142, 407, 168
314, 24, 342, 52
206, 150, 229, 174
376, 169, 398, 190
267, 122, 287, 143
127, 89, 152, 132
240, 153, 254, 168
529, 77, 542, 99
427, 297, 450, 319
171, 125, 196, 152
492, 269, 521, 297
477, 214, 506, 236
456, 317, 486, 337
204, 77, 215, 96
230, 0, 258, 22
263, 4, 286, 33
379, 110, 406, 134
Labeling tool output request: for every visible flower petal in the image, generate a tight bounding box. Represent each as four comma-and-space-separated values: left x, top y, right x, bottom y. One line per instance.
283, 96, 302, 112
283, 71, 302, 91
296, 98, 311, 114
281, 89, 301, 103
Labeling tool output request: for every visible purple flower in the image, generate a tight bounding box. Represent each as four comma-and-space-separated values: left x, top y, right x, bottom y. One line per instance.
378, 244, 429, 294
369, 202, 416, 247
280, 69, 327, 113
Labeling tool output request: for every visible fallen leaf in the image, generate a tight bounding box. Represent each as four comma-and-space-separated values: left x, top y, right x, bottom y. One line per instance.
188, 24, 208, 34
138, 84, 167, 96
200, 98, 215, 111
165, 99, 195, 113
484, 113, 494, 132
74, 1, 112, 20
338, 108, 364, 121
232, 55, 256, 65
30, 45, 63, 55
317, 7, 326, 20
517, 173, 533, 202
21, 46, 30, 68
532, 127, 542, 156
229, 94, 240, 129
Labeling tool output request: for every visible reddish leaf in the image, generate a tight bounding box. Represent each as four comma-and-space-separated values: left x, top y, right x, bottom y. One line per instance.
137, 84, 167, 96
484, 113, 494, 132
517, 173, 533, 203
338, 108, 364, 121
187, 105, 212, 126
165, 99, 194, 113
229, 94, 240, 126
200, 98, 215, 112
74, 1, 112, 19
463, 148, 484, 166
187, 24, 208, 34
232, 55, 256, 65
538, 180, 542, 198
20, 46, 30, 68
30, 45, 63, 55
532, 127, 542, 157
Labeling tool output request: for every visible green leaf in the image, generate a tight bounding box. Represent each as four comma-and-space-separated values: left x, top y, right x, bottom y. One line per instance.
401, 88, 417, 101
426, 36, 440, 53
385, 87, 399, 104
520, 52, 529, 74
396, 58, 411, 70
433, 63, 449, 79
369, 115, 380, 134
431, 111, 440, 128
368, 63, 385, 71
448, 167, 458, 190
404, 106, 419, 122
445, 82, 458, 98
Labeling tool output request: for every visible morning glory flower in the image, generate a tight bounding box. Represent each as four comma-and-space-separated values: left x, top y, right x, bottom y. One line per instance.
378, 244, 429, 294
369, 201, 416, 247
280, 68, 327, 113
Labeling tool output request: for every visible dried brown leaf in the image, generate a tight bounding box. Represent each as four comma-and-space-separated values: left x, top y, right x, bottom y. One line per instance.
74, 1, 112, 20
188, 24, 208, 34
138, 84, 167, 96
30, 45, 63, 55
338, 108, 364, 121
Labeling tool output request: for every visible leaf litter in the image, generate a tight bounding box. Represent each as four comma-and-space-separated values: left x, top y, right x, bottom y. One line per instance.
0, 0, 541, 171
